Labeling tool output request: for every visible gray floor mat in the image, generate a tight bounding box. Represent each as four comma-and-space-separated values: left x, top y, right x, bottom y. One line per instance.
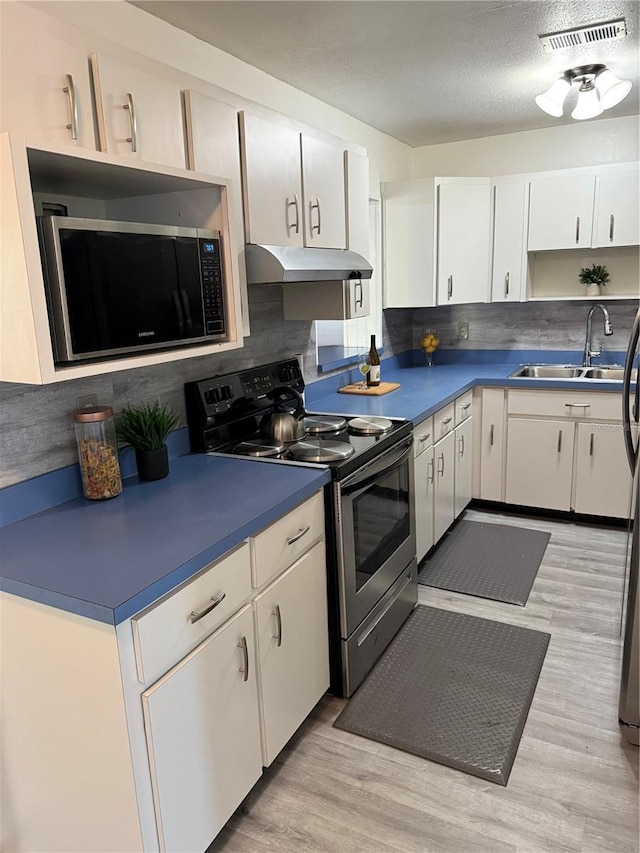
333, 605, 550, 786
418, 520, 551, 606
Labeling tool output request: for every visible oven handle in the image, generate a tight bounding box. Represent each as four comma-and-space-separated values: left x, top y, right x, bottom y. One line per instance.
340, 437, 413, 497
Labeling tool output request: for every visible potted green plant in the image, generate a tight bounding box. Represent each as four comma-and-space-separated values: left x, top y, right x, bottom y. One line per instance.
116, 400, 178, 481
579, 263, 610, 297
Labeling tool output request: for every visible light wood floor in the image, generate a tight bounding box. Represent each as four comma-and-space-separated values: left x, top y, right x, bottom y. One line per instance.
210, 508, 639, 853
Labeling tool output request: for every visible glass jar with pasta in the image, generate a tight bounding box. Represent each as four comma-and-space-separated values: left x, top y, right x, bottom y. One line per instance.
73, 406, 123, 500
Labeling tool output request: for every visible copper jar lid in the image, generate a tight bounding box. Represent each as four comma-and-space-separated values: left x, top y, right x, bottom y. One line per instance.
73, 406, 114, 423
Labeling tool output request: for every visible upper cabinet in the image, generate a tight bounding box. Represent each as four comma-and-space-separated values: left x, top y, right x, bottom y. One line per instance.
528, 173, 595, 251
593, 165, 640, 248
491, 179, 528, 302
344, 149, 370, 257
0, 4, 95, 149
239, 112, 346, 249
90, 54, 186, 170
436, 178, 491, 305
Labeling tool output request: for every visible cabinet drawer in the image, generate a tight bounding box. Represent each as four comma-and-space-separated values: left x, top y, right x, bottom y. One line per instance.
434, 403, 455, 440
455, 391, 473, 425
132, 542, 251, 685
413, 416, 434, 458
507, 389, 621, 421
251, 492, 324, 589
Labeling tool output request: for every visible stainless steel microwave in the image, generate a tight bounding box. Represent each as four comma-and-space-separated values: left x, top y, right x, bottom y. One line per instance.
38, 216, 228, 364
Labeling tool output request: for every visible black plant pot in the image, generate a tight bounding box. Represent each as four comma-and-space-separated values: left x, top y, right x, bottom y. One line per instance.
135, 446, 169, 481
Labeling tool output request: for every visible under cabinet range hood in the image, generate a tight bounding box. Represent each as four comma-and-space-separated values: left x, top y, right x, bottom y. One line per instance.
245, 244, 373, 284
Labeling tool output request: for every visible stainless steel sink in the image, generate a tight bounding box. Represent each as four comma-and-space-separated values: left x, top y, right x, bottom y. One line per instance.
509, 365, 586, 379
584, 366, 638, 381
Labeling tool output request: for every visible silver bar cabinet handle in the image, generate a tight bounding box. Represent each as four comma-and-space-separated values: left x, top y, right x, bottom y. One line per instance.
447, 275, 453, 300
565, 402, 590, 409
63, 73, 79, 140
461, 402, 471, 411
123, 92, 137, 152
355, 280, 363, 309
459, 434, 465, 457
575, 216, 580, 243
189, 591, 226, 624
489, 424, 495, 446
310, 198, 321, 235
442, 417, 453, 425
238, 636, 249, 682
609, 214, 615, 242
438, 453, 445, 476
419, 433, 431, 444
287, 525, 310, 546
272, 605, 283, 647
505, 272, 510, 298
557, 430, 563, 453
590, 433, 595, 456
427, 458, 434, 484
287, 194, 300, 234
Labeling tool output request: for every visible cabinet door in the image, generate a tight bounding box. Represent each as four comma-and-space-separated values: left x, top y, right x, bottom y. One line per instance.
528, 174, 595, 250
0, 7, 95, 149
239, 112, 303, 246
414, 444, 435, 562
345, 150, 370, 257
454, 417, 473, 518
491, 181, 528, 302
593, 167, 640, 248
142, 605, 262, 853
90, 54, 186, 169
253, 542, 329, 767
574, 422, 634, 518
301, 134, 346, 249
437, 180, 491, 305
433, 431, 455, 543
506, 418, 574, 511
480, 388, 505, 502
382, 179, 436, 308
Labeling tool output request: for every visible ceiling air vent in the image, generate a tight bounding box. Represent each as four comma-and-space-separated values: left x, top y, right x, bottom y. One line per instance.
539, 18, 627, 53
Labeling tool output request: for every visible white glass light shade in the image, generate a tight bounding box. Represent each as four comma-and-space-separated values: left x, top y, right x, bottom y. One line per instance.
535, 77, 571, 116
571, 83, 603, 120
595, 68, 633, 109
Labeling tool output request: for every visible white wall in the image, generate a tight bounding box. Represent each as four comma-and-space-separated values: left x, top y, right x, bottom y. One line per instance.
412, 115, 639, 177
28, 0, 413, 187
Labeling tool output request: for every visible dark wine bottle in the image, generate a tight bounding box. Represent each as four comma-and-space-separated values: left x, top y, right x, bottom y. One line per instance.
367, 334, 381, 387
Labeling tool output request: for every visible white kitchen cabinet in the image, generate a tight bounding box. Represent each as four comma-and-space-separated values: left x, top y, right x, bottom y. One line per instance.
413, 418, 435, 561
142, 605, 262, 853
345, 149, 370, 257
528, 173, 595, 251
506, 418, 575, 511
433, 429, 456, 543
491, 180, 528, 302
574, 422, 633, 518
253, 541, 329, 766
593, 166, 640, 248
239, 112, 346, 249
436, 178, 491, 306
0, 4, 95, 149
301, 133, 346, 249
282, 278, 369, 320
454, 416, 473, 518
479, 388, 505, 502
90, 54, 186, 169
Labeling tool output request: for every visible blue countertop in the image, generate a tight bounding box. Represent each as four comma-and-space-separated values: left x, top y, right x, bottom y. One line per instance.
0, 454, 330, 625
1, 353, 626, 626
308, 360, 624, 424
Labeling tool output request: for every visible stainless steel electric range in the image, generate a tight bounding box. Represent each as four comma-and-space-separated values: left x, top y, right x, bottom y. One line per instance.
185, 358, 417, 697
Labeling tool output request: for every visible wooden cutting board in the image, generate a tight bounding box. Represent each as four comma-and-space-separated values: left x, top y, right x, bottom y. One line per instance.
338, 382, 401, 396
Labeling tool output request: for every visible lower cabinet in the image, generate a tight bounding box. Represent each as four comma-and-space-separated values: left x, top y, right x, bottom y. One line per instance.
479, 388, 506, 501
574, 422, 634, 518
141, 606, 262, 853
505, 417, 575, 511
414, 418, 435, 562
253, 541, 329, 766
433, 429, 456, 543
453, 417, 473, 518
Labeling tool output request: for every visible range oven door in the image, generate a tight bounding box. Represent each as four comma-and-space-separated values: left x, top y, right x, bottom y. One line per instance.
336, 435, 416, 639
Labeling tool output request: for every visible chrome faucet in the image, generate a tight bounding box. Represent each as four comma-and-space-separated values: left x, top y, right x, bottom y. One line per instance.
583, 303, 613, 367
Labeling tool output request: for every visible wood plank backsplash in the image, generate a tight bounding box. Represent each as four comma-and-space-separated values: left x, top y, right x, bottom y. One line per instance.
1, 293, 636, 487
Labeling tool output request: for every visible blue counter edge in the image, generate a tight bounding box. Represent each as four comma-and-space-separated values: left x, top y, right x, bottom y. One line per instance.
0, 472, 330, 625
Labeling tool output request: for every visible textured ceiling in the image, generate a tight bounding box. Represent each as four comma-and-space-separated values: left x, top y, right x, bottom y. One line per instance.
130, 0, 640, 146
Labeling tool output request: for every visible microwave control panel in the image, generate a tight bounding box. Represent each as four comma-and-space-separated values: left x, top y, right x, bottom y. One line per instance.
199, 237, 226, 338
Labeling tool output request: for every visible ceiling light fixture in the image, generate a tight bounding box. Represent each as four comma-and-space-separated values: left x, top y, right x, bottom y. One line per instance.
535, 64, 632, 121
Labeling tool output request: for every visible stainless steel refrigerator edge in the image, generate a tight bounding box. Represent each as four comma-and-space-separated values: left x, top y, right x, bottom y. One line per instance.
619, 306, 639, 746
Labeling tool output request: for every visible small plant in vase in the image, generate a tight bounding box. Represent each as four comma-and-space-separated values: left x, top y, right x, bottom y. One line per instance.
116, 400, 178, 481
579, 263, 610, 297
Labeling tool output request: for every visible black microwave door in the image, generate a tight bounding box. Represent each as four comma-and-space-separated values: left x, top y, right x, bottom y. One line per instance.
59, 231, 205, 355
